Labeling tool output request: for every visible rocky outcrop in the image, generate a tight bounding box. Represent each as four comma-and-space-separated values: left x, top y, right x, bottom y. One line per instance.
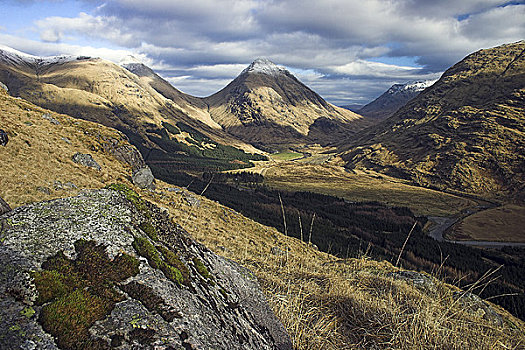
72, 152, 102, 170
0, 196, 10, 215
101, 136, 146, 172
0, 186, 292, 350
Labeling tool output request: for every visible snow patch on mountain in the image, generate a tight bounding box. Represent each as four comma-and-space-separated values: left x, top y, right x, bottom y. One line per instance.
387, 80, 437, 94
241, 58, 288, 76
0, 44, 90, 66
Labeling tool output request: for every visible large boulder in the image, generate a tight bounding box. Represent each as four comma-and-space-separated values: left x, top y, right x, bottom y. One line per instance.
0, 186, 292, 350
132, 166, 155, 189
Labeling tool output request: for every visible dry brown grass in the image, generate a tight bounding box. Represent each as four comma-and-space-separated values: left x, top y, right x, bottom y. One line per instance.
262, 162, 476, 217
143, 184, 525, 350
0, 89, 133, 208
2, 89, 523, 349
449, 204, 525, 243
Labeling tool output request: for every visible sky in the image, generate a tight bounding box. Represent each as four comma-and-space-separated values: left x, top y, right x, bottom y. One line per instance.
0, 0, 524, 105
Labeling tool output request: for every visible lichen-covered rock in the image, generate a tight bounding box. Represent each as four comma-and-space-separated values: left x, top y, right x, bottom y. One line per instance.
0, 196, 10, 215
0, 187, 292, 350
101, 137, 145, 172
72, 152, 101, 170
453, 291, 504, 326
0, 81, 8, 92
132, 166, 155, 189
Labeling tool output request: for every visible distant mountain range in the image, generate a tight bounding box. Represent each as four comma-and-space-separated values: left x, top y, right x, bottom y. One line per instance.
1, 41, 524, 202
339, 41, 525, 200
357, 80, 437, 121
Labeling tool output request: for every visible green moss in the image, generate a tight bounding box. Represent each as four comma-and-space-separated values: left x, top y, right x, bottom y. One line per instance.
20, 307, 36, 318
193, 257, 210, 280
157, 246, 190, 285
40, 289, 109, 349
31, 270, 78, 305
132, 237, 185, 286
33, 240, 140, 350
139, 222, 159, 241
132, 237, 163, 269
105, 183, 149, 214
160, 263, 183, 285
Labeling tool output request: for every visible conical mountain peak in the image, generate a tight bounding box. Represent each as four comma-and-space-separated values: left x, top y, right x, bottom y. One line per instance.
241, 58, 288, 76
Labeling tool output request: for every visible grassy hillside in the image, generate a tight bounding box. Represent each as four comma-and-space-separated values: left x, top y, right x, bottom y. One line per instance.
142, 183, 525, 350
0, 88, 135, 207
340, 41, 525, 201
2, 90, 524, 349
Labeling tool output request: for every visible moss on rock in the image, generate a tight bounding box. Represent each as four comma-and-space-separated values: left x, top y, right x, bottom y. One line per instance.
32, 240, 139, 349
193, 257, 210, 280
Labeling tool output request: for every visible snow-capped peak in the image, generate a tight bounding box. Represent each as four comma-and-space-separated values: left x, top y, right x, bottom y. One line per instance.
119, 55, 143, 66
0, 44, 89, 66
241, 58, 287, 76
387, 80, 437, 94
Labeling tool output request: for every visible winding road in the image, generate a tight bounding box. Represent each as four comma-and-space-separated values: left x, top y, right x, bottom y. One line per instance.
427, 215, 525, 248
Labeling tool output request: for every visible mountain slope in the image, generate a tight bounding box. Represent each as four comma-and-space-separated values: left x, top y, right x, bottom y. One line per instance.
0, 46, 264, 176
1, 85, 524, 350
358, 80, 436, 121
0, 87, 143, 208
339, 41, 525, 200
204, 59, 366, 147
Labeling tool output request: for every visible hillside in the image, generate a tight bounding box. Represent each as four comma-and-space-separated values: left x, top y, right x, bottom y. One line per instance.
0, 45, 264, 175
358, 80, 436, 121
2, 90, 523, 349
0, 87, 143, 207
205, 59, 366, 148
340, 41, 525, 201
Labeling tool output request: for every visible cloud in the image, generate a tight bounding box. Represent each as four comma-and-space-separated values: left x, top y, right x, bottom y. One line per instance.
2, 0, 524, 104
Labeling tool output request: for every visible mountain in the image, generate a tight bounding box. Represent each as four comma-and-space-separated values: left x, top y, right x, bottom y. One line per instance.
1, 78, 524, 350
358, 80, 436, 121
0, 45, 265, 177
204, 58, 365, 147
339, 41, 525, 200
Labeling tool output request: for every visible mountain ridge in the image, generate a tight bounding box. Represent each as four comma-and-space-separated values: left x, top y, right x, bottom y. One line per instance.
339, 41, 525, 201
358, 80, 437, 121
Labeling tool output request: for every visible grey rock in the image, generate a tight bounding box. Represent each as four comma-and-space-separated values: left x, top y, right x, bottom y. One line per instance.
183, 192, 201, 207
132, 166, 155, 189
0, 196, 11, 215
53, 181, 77, 191
167, 187, 183, 193
72, 152, 101, 170
61, 137, 71, 144
41, 113, 60, 125
387, 270, 436, 293
36, 186, 51, 195
0, 129, 8, 146
101, 137, 145, 171
453, 291, 503, 326
0, 82, 7, 92
0, 189, 292, 350
271, 247, 286, 256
